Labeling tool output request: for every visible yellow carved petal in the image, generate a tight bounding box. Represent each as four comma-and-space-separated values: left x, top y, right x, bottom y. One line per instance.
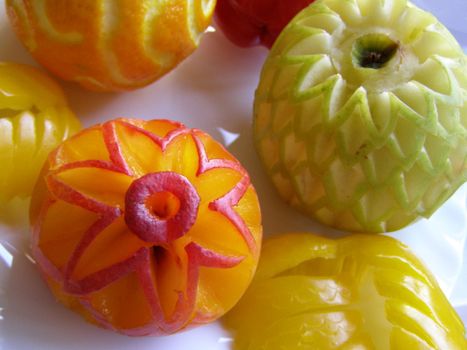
0, 62, 81, 206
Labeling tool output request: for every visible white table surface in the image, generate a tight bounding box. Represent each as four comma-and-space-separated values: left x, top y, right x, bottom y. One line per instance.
0, 0, 466, 349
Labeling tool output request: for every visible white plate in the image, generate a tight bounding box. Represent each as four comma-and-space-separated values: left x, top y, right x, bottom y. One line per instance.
0, 1, 466, 349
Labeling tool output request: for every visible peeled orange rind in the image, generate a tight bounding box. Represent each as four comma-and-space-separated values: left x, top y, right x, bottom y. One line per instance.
6, 0, 217, 91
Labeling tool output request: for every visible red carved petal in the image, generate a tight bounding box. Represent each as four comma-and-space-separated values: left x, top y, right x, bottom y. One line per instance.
136, 252, 164, 325
192, 132, 258, 253
209, 175, 257, 253
77, 249, 167, 336
116, 119, 191, 151
102, 121, 133, 176
49, 165, 132, 209
186, 241, 244, 268
74, 242, 243, 335
102, 119, 199, 178
51, 159, 127, 175
44, 172, 132, 289
64, 247, 148, 295
32, 197, 64, 282
43, 146, 153, 299
160, 242, 244, 333
63, 209, 122, 289
47, 126, 110, 170
117, 118, 185, 143
193, 131, 244, 175
46, 174, 118, 215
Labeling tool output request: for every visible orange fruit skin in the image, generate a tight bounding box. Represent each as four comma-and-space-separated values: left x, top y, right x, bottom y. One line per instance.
30, 118, 262, 336
6, 0, 216, 91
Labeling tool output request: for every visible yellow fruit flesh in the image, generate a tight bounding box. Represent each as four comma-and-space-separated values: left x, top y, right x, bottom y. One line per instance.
32, 119, 262, 334
0, 62, 80, 206
225, 233, 467, 349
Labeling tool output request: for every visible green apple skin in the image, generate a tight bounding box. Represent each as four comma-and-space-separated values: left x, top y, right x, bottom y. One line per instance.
254, 0, 467, 233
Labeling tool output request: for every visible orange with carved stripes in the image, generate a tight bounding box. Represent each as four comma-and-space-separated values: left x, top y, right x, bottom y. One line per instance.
30, 118, 262, 335
6, 0, 216, 91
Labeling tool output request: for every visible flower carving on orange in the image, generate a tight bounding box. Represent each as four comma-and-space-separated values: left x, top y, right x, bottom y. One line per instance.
30, 118, 262, 335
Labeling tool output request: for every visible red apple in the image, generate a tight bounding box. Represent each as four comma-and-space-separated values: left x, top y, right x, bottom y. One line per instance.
215, 0, 315, 48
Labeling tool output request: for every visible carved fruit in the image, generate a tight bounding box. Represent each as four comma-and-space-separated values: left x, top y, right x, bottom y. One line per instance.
254, 0, 467, 232
6, 0, 216, 91
0, 62, 80, 206
225, 233, 467, 349
30, 118, 262, 335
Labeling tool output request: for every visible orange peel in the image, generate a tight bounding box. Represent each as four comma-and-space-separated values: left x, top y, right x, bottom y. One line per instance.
6, 0, 217, 91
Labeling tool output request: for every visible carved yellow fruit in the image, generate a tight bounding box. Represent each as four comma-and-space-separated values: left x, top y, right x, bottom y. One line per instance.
6, 0, 216, 91
0, 62, 80, 206
225, 233, 467, 349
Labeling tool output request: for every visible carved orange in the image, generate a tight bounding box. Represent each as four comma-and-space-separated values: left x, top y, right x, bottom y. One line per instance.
30, 118, 262, 335
6, 0, 216, 91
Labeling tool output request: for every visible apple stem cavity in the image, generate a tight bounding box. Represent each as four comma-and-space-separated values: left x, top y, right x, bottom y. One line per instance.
352, 33, 399, 69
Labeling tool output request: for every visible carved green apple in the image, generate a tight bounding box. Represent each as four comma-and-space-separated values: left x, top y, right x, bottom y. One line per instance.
254, 0, 467, 232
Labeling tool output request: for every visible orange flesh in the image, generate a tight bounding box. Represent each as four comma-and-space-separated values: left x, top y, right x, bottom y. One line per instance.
146, 191, 181, 220
89, 271, 154, 330
31, 118, 262, 335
